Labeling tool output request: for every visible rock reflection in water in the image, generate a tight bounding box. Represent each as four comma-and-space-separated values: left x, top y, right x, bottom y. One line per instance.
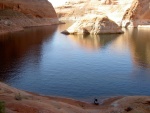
129, 28, 150, 68
68, 28, 150, 68
68, 34, 120, 51
105, 28, 150, 69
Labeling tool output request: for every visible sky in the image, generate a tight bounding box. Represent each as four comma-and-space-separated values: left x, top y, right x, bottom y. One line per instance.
48, 0, 67, 7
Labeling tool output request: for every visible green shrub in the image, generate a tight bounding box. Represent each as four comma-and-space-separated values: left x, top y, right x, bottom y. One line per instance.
0, 101, 5, 113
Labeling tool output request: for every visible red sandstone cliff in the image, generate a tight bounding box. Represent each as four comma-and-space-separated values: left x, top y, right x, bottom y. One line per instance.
0, 0, 59, 34
122, 0, 150, 27
0, 0, 57, 18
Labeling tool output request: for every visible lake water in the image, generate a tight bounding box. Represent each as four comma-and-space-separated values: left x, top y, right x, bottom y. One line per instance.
0, 24, 150, 100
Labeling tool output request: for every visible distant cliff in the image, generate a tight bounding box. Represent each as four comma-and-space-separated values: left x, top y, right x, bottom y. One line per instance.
0, 0, 59, 34
56, 0, 150, 28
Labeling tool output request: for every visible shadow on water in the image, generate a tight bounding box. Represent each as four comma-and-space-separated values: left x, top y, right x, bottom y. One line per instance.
68, 34, 120, 51
0, 25, 57, 81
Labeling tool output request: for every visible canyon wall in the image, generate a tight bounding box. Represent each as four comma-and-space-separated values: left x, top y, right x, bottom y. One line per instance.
0, 0, 59, 34
0, 0, 57, 18
122, 0, 150, 27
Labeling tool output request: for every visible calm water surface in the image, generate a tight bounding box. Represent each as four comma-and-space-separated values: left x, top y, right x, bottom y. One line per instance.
0, 24, 150, 100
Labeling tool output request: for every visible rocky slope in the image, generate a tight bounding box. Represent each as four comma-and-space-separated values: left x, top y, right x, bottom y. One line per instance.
0, 82, 150, 113
0, 0, 59, 34
56, 0, 150, 27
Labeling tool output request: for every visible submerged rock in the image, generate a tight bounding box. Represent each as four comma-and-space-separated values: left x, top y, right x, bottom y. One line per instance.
62, 15, 123, 35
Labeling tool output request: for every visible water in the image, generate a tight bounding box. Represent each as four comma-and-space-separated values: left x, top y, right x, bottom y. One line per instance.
0, 24, 150, 100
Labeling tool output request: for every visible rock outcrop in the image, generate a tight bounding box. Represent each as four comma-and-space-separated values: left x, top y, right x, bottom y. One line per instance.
62, 15, 123, 34
57, 0, 133, 34
0, 0, 59, 34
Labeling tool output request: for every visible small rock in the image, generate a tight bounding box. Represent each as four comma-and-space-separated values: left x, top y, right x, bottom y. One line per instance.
143, 100, 150, 105
125, 107, 133, 112
4, 21, 11, 26
61, 30, 70, 35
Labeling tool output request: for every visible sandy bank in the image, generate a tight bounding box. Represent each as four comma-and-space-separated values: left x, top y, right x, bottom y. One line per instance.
0, 82, 150, 113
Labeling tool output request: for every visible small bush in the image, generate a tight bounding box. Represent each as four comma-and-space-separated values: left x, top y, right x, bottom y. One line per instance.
0, 101, 5, 113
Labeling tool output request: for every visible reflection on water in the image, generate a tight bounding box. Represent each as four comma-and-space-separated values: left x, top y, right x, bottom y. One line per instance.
68, 34, 120, 51
0, 24, 150, 100
129, 28, 150, 68
68, 28, 150, 68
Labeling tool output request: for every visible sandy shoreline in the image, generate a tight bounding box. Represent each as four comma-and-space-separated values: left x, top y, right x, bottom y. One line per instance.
0, 82, 150, 113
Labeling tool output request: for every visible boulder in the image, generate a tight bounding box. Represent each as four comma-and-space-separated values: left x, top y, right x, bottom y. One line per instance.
62, 15, 123, 35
